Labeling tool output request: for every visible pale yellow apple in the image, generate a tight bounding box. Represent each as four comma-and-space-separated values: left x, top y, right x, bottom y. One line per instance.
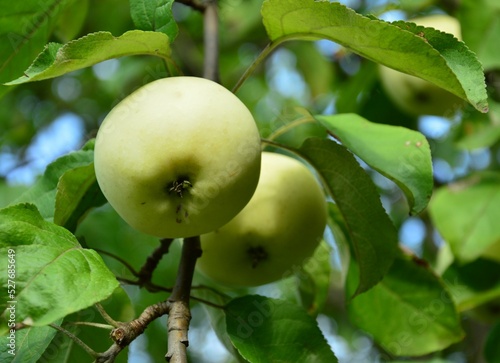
196, 152, 327, 287
379, 15, 464, 116
94, 77, 261, 238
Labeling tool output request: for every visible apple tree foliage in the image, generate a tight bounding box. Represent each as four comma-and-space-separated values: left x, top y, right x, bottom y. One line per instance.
0, 0, 499, 362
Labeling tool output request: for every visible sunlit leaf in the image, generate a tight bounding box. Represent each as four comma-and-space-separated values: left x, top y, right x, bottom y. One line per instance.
261, 0, 488, 113
5, 30, 171, 85
316, 114, 433, 214
0, 204, 119, 328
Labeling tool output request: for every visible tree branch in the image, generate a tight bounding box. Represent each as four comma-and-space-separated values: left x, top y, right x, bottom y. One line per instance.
137, 238, 175, 285
203, 0, 219, 82
95, 300, 172, 363
166, 236, 202, 362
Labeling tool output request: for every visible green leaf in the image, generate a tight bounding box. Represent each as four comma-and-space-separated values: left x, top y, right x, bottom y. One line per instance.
316, 114, 433, 214
0, 320, 61, 362
459, 0, 500, 71
5, 30, 171, 85
13, 146, 95, 221
456, 125, 500, 150
485, 323, 500, 363
296, 240, 332, 315
130, 0, 178, 40
195, 289, 246, 363
398, 0, 434, 12
54, 163, 107, 233
428, 172, 500, 263
0, 183, 28, 209
0, 204, 119, 327
347, 255, 465, 356
335, 61, 379, 114
327, 203, 352, 281
297, 138, 398, 296
226, 295, 337, 363
53, 0, 90, 43
0, 0, 76, 86
287, 42, 334, 99
76, 205, 181, 286
261, 0, 488, 113
456, 110, 500, 150
441, 259, 500, 312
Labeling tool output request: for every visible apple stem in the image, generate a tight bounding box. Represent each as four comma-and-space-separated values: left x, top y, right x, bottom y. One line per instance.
166, 236, 202, 362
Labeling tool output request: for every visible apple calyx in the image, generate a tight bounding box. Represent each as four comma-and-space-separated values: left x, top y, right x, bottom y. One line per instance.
167, 177, 193, 198
248, 246, 268, 268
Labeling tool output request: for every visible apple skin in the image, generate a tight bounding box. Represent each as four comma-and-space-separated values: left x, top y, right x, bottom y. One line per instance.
196, 152, 327, 287
94, 77, 261, 238
482, 241, 500, 263
379, 15, 464, 116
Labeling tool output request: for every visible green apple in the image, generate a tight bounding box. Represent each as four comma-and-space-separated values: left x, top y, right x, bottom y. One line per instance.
196, 152, 327, 287
94, 77, 261, 238
481, 241, 500, 263
379, 14, 464, 116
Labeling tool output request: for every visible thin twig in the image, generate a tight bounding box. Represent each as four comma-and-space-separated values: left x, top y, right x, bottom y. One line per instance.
189, 295, 226, 309
267, 115, 317, 142
117, 276, 173, 293
117, 276, 224, 309
49, 323, 97, 359
203, 0, 219, 82
191, 284, 231, 299
232, 42, 279, 93
93, 248, 138, 275
95, 303, 120, 327
261, 138, 297, 154
68, 321, 114, 330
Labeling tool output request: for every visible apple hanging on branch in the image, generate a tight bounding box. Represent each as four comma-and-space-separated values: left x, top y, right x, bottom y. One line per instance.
379, 14, 464, 116
197, 151, 328, 287
94, 76, 262, 238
